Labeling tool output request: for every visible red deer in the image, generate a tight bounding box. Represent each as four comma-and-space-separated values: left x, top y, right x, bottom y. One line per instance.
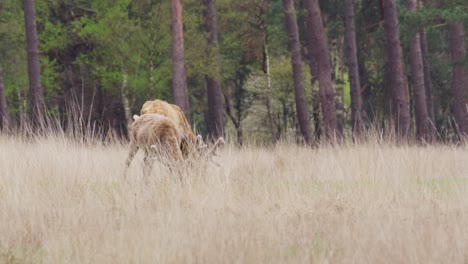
140, 99, 197, 158
124, 113, 225, 177
140, 99, 224, 158
125, 113, 184, 176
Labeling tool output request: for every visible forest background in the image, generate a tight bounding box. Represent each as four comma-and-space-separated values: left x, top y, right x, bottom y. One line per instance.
0, 0, 467, 145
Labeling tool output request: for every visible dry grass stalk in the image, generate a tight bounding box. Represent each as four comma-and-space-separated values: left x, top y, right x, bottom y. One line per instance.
1, 134, 467, 263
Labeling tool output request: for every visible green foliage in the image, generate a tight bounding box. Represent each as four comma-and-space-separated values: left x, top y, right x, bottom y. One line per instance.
0, 0, 466, 140
245, 56, 315, 142
40, 57, 60, 95
39, 20, 68, 51
0, 0, 28, 118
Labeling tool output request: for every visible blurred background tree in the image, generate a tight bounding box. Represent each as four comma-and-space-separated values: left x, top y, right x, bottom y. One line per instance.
0, 0, 466, 143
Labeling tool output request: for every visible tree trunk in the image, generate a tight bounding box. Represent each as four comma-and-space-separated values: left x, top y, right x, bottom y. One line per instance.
149, 59, 154, 98
312, 89, 321, 140
407, 0, 430, 142
171, 0, 191, 123
0, 66, 11, 131
204, 0, 224, 139
419, 29, 435, 135
235, 86, 243, 146
283, 0, 313, 145
263, 40, 277, 142
24, 0, 44, 129
121, 70, 132, 131
305, 29, 321, 141
449, 22, 468, 137
357, 48, 371, 123
418, 0, 435, 138
382, 0, 411, 139
304, 0, 338, 139
344, 0, 363, 137
224, 85, 243, 146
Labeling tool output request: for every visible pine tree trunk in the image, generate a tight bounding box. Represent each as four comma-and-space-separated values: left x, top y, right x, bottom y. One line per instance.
283, 0, 313, 145
0, 66, 11, 131
382, 0, 411, 139
417, 0, 435, 138
204, 0, 224, 139
121, 71, 132, 131
305, 28, 321, 141
263, 41, 277, 142
225, 85, 242, 145
235, 87, 243, 146
304, 0, 338, 139
449, 22, 468, 137
357, 48, 371, 121
344, 0, 363, 137
171, 0, 191, 123
407, 0, 430, 141
311, 89, 321, 141
149, 59, 154, 98
419, 29, 435, 132
24, 0, 44, 129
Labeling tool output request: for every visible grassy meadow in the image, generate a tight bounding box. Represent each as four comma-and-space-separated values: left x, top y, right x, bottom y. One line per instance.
1, 134, 468, 263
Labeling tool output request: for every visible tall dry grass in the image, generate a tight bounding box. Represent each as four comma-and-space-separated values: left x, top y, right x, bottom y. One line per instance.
1, 133, 468, 263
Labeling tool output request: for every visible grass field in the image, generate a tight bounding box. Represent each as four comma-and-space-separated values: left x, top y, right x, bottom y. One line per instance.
1, 134, 468, 263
